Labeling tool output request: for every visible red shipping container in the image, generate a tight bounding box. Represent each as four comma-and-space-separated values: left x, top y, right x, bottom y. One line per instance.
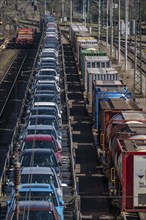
109, 138, 146, 212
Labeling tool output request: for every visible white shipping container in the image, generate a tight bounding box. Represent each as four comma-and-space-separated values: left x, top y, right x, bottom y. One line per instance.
83, 56, 111, 91
87, 68, 119, 108
133, 155, 146, 207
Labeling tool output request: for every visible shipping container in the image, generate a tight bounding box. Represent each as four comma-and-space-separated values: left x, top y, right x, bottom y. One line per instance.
98, 98, 141, 149
79, 48, 106, 68
109, 138, 146, 212
69, 24, 89, 52
109, 123, 146, 161
81, 56, 111, 91
78, 43, 99, 65
105, 111, 146, 151
76, 37, 97, 64
92, 80, 132, 129
87, 68, 119, 111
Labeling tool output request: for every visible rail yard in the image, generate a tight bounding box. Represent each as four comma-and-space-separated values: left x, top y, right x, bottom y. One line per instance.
0, 1, 146, 220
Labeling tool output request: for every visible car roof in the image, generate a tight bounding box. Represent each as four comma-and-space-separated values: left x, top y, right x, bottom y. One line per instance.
22, 148, 54, 154
33, 93, 58, 97
31, 106, 58, 111
24, 134, 55, 141
33, 102, 59, 107
30, 106, 58, 111
38, 68, 58, 72
40, 57, 57, 61
21, 167, 54, 175
30, 115, 57, 119
36, 83, 58, 86
41, 48, 58, 51
19, 183, 54, 192
27, 124, 56, 130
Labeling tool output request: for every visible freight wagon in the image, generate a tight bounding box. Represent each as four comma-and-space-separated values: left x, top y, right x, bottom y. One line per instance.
109, 138, 146, 212
16, 28, 34, 46
78, 43, 100, 65
98, 98, 142, 150
69, 24, 90, 53
79, 48, 106, 69
92, 80, 132, 129
86, 68, 119, 112
75, 37, 98, 64
81, 56, 111, 92
68, 22, 146, 215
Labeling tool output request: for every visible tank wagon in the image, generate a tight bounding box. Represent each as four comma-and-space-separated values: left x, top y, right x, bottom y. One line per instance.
69, 23, 146, 214
16, 27, 34, 46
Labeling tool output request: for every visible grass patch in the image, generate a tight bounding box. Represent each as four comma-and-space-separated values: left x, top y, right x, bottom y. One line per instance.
0, 50, 17, 72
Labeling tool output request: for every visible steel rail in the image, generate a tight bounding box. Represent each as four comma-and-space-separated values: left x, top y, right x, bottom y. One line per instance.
0, 50, 28, 118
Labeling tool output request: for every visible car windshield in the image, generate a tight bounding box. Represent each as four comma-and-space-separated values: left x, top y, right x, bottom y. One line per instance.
31, 108, 56, 115
41, 53, 57, 58
35, 84, 57, 91
21, 152, 57, 167
39, 70, 57, 76
19, 191, 58, 205
27, 129, 57, 139
43, 44, 58, 49
12, 210, 55, 220
39, 63, 57, 68
21, 173, 58, 187
33, 95, 57, 103
23, 140, 57, 151
37, 75, 56, 81
29, 118, 58, 129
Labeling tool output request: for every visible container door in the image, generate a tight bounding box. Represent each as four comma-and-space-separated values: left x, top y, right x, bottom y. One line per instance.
133, 155, 146, 207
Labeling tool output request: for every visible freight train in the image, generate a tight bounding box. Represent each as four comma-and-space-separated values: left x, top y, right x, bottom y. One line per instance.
69, 23, 146, 214
5, 16, 65, 220
2, 20, 146, 219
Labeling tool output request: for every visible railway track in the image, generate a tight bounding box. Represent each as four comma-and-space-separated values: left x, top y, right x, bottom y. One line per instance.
58, 31, 77, 220
62, 38, 117, 219
0, 50, 28, 117
116, 42, 146, 75
0, 33, 41, 219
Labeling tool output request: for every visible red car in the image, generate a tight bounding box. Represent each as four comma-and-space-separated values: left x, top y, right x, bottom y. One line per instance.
18, 134, 62, 163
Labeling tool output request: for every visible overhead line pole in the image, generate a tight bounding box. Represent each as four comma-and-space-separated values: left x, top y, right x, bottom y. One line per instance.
45, 0, 46, 15
110, 0, 113, 59
83, 0, 85, 24
134, 0, 142, 95
98, 0, 101, 44
125, 0, 128, 71
62, 0, 64, 21
106, 0, 109, 49
70, 0, 72, 24
118, 0, 121, 63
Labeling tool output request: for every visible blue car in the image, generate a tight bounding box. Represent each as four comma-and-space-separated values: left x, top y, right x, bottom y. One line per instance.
19, 183, 64, 219
6, 200, 63, 220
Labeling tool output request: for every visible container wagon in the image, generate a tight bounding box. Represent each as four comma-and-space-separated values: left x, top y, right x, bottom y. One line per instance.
68, 22, 146, 217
